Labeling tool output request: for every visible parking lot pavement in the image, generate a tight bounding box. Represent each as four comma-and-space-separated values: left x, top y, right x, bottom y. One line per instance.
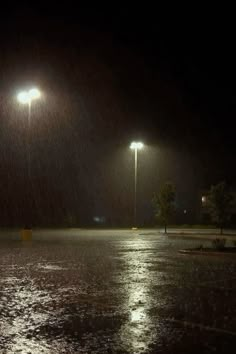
0, 229, 235, 353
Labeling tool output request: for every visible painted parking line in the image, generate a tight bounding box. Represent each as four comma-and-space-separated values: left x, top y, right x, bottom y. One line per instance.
166, 318, 236, 336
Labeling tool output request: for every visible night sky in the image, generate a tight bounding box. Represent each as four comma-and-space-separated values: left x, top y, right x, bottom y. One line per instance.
0, 5, 235, 226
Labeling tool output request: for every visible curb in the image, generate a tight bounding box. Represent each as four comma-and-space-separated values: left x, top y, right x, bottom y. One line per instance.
179, 249, 236, 256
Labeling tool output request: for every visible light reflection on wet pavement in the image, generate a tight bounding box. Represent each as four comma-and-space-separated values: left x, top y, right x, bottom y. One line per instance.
0, 230, 235, 353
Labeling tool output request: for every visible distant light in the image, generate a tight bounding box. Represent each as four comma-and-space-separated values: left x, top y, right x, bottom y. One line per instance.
202, 196, 206, 203
17, 91, 30, 104
93, 216, 106, 224
17, 87, 41, 104
29, 88, 41, 100
184, 209, 187, 214
130, 141, 144, 150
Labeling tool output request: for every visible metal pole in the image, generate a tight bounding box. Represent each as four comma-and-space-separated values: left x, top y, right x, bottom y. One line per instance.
25, 100, 32, 229
134, 147, 137, 226
28, 101, 31, 179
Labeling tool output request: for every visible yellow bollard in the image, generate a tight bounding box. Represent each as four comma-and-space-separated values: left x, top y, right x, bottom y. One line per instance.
21, 229, 32, 241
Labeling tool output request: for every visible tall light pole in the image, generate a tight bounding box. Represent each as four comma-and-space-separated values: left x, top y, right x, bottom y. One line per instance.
130, 141, 144, 228
17, 88, 41, 237
17, 88, 40, 178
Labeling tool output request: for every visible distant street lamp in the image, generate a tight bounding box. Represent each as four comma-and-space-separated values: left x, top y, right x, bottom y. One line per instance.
130, 141, 144, 227
17, 88, 41, 238
201, 195, 207, 204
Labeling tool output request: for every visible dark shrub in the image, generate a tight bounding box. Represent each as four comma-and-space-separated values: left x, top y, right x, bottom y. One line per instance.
212, 238, 226, 250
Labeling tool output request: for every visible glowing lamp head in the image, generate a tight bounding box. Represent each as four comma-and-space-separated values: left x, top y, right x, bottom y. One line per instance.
17, 87, 41, 104
130, 141, 144, 150
29, 88, 41, 100
17, 91, 30, 104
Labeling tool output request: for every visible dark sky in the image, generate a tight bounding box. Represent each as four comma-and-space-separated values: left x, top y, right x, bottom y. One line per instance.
0, 5, 235, 225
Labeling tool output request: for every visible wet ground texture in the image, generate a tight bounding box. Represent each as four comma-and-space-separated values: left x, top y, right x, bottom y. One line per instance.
0, 229, 235, 353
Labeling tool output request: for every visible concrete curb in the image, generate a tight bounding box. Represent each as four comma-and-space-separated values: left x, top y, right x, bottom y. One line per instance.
167, 233, 236, 241
179, 248, 236, 256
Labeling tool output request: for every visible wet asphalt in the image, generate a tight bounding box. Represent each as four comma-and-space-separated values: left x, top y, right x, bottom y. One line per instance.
0, 229, 235, 353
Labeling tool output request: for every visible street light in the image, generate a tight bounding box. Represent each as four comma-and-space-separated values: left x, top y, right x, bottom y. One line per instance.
17, 88, 41, 175
130, 141, 144, 228
17, 87, 41, 239
17, 88, 41, 119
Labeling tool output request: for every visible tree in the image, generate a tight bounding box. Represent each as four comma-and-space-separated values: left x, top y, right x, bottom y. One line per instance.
153, 182, 176, 233
207, 182, 234, 234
